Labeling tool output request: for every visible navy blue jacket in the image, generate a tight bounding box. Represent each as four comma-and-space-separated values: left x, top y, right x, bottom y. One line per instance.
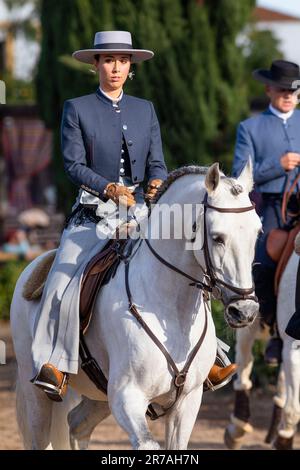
232, 108, 300, 193
61, 89, 167, 197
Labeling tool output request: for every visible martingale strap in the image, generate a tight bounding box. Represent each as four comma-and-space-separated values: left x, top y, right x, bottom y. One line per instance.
124, 261, 209, 420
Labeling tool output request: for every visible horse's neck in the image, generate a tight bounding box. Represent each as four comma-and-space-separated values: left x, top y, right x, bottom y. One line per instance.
129, 178, 208, 325
129, 237, 205, 327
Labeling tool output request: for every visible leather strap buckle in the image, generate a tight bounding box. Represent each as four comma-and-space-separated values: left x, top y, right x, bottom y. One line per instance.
174, 372, 186, 387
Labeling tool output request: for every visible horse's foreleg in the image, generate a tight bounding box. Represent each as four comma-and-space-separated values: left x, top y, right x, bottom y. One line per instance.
224, 317, 260, 450
275, 338, 300, 447
265, 366, 285, 444
68, 397, 110, 449
165, 387, 203, 450
109, 384, 160, 450
16, 370, 53, 449
234, 316, 260, 392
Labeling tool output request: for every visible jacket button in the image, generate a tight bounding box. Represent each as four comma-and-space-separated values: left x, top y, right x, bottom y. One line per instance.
122, 124, 127, 130
132, 159, 136, 164
127, 140, 133, 146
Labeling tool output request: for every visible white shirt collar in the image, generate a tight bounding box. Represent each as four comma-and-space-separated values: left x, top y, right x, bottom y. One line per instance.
99, 87, 123, 106
269, 104, 294, 123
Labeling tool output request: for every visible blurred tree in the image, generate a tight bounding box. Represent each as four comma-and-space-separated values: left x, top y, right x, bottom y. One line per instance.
3, 0, 40, 41
36, 0, 110, 209
244, 28, 283, 100
205, 0, 256, 171
109, 0, 219, 168
2, 0, 40, 103
36, 0, 257, 211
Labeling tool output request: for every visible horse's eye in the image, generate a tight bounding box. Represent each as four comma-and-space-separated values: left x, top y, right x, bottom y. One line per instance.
213, 236, 224, 245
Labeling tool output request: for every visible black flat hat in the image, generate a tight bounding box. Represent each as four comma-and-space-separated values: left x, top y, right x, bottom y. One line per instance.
253, 60, 300, 89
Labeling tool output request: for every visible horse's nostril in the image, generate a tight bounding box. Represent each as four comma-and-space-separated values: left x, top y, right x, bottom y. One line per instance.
228, 306, 241, 321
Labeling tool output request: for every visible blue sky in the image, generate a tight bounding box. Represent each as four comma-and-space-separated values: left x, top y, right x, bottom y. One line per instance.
257, 0, 300, 18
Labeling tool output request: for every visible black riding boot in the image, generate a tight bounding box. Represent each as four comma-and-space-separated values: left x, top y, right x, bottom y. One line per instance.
253, 264, 282, 366
286, 259, 300, 340
286, 308, 300, 340
264, 334, 283, 366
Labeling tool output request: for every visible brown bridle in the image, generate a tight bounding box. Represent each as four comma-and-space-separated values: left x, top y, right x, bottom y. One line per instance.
143, 192, 257, 306
201, 193, 258, 305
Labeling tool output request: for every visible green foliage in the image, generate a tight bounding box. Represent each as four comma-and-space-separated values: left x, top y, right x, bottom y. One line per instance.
36, 0, 273, 209
251, 338, 279, 389
244, 28, 283, 100
0, 261, 28, 320
205, 0, 255, 172
3, 73, 36, 103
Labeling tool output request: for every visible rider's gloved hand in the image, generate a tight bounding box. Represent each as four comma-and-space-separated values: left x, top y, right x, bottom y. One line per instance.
104, 182, 136, 207
145, 179, 163, 202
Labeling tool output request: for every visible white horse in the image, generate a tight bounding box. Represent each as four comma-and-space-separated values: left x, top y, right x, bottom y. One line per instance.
10, 162, 261, 450
224, 251, 300, 450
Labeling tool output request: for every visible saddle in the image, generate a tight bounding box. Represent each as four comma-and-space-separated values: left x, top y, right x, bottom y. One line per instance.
23, 239, 126, 333
79, 239, 126, 333
266, 223, 300, 295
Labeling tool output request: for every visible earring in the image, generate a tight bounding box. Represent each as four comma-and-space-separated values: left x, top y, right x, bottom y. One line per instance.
128, 71, 135, 80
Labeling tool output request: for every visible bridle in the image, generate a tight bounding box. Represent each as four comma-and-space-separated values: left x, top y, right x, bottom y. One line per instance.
144, 192, 258, 305
201, 192, 257, 304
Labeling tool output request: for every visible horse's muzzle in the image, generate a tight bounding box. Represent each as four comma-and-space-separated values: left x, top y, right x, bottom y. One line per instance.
225, 299, 258, 328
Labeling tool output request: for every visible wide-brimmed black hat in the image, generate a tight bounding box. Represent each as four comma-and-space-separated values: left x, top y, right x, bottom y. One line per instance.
253, 60, 300, 89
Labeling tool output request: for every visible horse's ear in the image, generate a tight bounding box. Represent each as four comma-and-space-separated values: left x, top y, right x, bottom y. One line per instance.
237, 157, 253, 193
205, 162, 220, 194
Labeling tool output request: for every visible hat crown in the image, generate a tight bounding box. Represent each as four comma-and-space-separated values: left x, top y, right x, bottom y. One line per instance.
271, 60, 300, 79
94, 31, 132, 47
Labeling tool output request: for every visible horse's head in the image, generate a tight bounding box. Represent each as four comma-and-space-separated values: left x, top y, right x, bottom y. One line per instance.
190, 161, 261, 328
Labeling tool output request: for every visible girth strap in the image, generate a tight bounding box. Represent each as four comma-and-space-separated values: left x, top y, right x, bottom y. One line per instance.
79, 332, 107, 394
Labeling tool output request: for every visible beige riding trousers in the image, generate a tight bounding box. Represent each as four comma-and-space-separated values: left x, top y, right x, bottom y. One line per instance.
31, 184, 146, 376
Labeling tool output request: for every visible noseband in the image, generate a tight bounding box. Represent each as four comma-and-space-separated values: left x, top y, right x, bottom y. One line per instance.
144, 192, 257, 305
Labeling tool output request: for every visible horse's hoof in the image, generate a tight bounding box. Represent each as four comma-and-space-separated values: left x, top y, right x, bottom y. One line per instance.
137, 440, 160, 450
224, 427, 243, 450
69, 433, 89, 450
272, 434, 293, 450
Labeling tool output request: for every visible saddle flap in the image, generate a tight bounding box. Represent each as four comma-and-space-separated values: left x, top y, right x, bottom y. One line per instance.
274, 223, 300, 294
80, 239, 126, 333
266, 228, 289, 263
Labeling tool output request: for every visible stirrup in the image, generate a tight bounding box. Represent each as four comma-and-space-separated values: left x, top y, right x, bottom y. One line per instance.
204, 352, 236, 392
204, 372, 235, 392
33, 373, 68, 402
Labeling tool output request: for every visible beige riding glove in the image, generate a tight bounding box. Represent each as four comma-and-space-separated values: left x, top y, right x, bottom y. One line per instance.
145, 179, 163, 202
104, 182, 136, 207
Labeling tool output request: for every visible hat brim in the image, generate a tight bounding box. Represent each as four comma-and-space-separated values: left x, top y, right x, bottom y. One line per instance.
252, 69, 300, 89
72, 48, 154, 64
